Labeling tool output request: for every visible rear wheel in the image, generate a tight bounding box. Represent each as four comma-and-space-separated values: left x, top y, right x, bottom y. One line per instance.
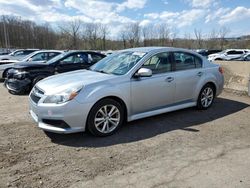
197, 84, 215, 110
87, 99, 124, 136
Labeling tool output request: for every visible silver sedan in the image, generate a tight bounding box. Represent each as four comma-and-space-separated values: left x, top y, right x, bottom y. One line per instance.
29, 47, 224, 136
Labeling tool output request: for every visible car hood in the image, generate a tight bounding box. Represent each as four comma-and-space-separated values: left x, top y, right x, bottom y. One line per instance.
0, 62, 15, 70
0, 59, 19, 65
14, 61, 47, 69
36, 70, 117, 95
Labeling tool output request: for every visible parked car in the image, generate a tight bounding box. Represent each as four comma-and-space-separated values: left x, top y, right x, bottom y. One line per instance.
5, 51, 106, 94
28, 47, 224, 136
0, 49, 39, 60
233, 53, 250, 61
208, 49, 250, 61
0, 50, 63, 80
196, 49, 222, 58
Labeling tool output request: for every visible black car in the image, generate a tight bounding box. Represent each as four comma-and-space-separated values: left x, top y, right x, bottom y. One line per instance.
5, 51, 106, 94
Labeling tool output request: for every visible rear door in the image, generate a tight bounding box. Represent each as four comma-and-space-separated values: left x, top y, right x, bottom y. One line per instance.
173, 52, 203, 103
226, 50, 244, 60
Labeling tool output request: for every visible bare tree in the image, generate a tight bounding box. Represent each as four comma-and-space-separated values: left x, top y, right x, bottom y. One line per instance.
206, 28, 219, 49
100, 24, 108, 50
169, 28, 178, 47
121, 22, 140, 48
218, 26, 230, 50
157, 24, 170, 46
194, 28, 203, 49
59, 19, 82, 49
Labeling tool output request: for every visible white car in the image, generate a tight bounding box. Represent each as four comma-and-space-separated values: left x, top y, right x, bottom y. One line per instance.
208, 49, 250, 61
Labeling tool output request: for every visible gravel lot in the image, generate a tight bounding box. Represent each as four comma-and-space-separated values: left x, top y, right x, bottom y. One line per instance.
0, 83, 250, 188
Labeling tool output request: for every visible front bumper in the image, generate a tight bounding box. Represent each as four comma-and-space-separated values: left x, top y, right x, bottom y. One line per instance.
29, 96, 93, 134
4, 78, 31, 93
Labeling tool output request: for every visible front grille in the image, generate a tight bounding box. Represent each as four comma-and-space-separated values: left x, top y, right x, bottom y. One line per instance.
33, 86, 44, 95
30, 86, 44, 104
30, 93, 41, 104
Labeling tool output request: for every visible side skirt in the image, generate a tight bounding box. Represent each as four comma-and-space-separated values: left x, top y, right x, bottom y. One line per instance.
128, 102, 197, 122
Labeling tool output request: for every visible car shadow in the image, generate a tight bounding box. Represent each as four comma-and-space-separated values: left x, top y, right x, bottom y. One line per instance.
45, 97, 249, 148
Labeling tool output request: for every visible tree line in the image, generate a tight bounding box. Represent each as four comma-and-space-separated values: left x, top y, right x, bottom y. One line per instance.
0, 15, 249, 51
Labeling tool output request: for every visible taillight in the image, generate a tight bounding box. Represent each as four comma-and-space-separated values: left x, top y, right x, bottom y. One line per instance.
219, 67, 223, 74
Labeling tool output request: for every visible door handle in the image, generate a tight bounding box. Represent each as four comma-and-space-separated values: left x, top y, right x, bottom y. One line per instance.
197, 72, 203, 77
166, 77, 174, 82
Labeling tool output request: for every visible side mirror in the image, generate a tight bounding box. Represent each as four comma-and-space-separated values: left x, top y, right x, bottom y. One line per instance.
28, 58, 32, 62
134, 68, 152, 78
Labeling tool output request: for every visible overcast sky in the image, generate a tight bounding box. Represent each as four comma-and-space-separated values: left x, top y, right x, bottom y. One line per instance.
0, 0, 249, 38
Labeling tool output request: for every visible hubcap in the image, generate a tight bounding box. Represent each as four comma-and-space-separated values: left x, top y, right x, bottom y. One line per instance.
94, 105, 120, 134
201, 87, 214, 108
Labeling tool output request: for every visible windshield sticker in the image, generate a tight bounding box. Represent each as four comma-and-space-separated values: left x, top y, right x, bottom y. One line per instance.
132, 52, 146, 58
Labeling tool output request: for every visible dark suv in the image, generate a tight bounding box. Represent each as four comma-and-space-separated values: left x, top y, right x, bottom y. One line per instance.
5, 51, 106, 94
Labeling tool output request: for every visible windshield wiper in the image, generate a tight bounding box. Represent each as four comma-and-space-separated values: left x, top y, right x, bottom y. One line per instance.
92, 69, 109, 74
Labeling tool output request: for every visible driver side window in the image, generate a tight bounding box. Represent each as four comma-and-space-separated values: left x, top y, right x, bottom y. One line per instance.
31, 53, 46, 61
142, 52, 172, 74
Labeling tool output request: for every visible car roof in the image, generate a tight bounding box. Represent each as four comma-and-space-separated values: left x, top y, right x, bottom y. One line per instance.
122, 47, 200, 53
120, 47, 203, 58
32, 50, 63, 53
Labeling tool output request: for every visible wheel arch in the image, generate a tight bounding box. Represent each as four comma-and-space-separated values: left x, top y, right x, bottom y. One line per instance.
205, 81, 217, 94
91, 96, 128, 122
195, 78, 218, 101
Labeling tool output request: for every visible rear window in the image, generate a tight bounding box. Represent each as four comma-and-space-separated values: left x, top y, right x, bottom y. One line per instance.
173, 52, 202, 71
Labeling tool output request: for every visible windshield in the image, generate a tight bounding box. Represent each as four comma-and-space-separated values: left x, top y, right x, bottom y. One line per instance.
89, 51, 146, 75
19, 51, 38, 61
47, 53, 66, 64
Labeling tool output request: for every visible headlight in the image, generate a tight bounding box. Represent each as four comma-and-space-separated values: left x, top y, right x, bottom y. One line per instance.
43, 86, 83, 104
13, 71, 28, 79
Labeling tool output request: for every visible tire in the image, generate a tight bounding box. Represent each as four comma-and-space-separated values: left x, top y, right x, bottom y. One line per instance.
8, 89, 25, 95
197, 84, 215, 110
87, 98, 124, 137
2, 68, 10, 79
32, 76, 45, 87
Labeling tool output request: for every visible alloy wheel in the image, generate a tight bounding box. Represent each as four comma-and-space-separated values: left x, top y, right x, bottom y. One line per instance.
94, 105, 121, 134
201, 87, 214, 108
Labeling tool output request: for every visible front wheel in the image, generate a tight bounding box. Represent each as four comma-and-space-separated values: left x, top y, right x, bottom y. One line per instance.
197, 84, 215, 110
87, 99, 124, 137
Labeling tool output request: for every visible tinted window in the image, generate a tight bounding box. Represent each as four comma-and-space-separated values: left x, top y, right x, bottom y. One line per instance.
60, 53, 88, 64
142, 52, 172, 74
89, 53, 105, 64
227, 50, 243, 55
173, 52, 202, 71
48, 52, 60, 60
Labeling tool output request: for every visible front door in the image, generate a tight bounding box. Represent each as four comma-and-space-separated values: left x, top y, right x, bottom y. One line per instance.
56, 52, 89, 73
131, 52, 175, 114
